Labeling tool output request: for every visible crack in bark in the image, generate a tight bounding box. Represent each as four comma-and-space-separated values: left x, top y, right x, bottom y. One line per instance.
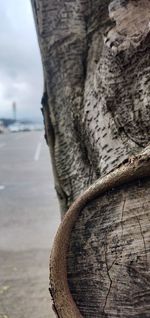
103, 198, 126, 314
108, 198, 126, 272
108, 252, 118, 272
103, 238, 113, 315
136, 215, 148, 270
121, 197, 126, 236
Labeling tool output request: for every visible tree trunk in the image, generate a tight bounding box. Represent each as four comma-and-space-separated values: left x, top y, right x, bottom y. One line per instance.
31, 0, 150, 317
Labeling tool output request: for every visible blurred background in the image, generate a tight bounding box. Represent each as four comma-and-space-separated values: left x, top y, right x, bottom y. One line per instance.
0, 1, 59, 317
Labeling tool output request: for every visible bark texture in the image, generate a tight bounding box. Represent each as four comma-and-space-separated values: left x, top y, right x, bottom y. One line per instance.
68, 178, 150, 317
32, 0, 150, 214
50, 146, 150, 317
31, 0, 150, 317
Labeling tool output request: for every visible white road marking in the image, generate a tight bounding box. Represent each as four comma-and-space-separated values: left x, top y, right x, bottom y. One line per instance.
0, 143, 5, 149
0, 185, 5, 191
34, 134, 43, 161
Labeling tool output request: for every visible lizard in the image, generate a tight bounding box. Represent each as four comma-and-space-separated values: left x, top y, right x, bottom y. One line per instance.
49, 144, 150, 318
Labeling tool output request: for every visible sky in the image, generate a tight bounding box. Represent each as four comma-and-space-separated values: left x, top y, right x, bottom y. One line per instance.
0, 0, 43, 121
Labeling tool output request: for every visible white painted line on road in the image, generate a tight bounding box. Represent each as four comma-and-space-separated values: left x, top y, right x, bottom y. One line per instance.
34, 134, 43, 161
0, 185, 5, 191
0, 143, 5, 149
34, 142, 42, 161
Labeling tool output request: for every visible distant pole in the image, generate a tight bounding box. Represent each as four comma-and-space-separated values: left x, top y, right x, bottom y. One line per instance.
12, 102, 17, 121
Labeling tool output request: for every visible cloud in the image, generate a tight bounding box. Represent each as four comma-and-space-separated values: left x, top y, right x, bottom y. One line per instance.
0, 0, 43, 120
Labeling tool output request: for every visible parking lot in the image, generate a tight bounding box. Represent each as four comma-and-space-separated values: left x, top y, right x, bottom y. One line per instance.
0, 131, 59, 318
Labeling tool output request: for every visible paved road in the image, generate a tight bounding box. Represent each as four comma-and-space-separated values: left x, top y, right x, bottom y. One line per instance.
0, 131, 60, 318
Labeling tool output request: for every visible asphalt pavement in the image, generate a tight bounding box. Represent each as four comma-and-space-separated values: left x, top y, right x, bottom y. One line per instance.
0, 131, 60, 318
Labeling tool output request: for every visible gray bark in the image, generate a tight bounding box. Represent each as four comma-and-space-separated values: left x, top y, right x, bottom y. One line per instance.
31, 0, 150, 317
68, 177, 150, 317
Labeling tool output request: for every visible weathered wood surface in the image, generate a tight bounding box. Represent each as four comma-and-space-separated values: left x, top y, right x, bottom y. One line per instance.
68, 177, 150, 317
31, 0, 150, 317
50, 147, 150, 317
32, 0, 150, 214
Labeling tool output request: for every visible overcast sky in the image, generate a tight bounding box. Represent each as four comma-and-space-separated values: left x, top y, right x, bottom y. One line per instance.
0, 0, 43, 121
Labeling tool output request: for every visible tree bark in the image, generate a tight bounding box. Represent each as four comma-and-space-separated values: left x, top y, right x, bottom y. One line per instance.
31, 0, 150, 317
